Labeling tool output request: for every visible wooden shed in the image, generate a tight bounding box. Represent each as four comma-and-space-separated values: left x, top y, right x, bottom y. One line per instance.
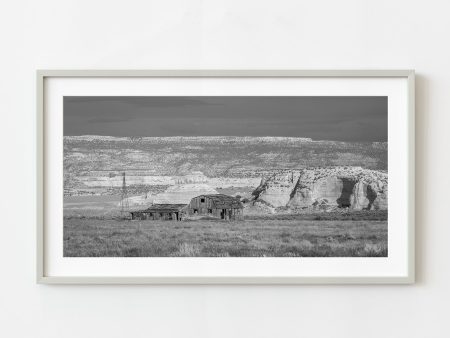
130, 204, 187, 221
187, 194, 244, 220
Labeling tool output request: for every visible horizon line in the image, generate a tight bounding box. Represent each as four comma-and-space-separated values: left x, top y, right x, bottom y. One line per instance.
64, 135, 388, 143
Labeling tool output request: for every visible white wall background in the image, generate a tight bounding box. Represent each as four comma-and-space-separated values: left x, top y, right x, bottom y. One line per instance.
0, 1, 448, 337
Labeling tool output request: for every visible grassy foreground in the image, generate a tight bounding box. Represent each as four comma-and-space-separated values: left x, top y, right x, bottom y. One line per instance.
64, 218, 387, 257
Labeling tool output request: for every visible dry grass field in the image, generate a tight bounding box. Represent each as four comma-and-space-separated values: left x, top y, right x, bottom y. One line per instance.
63, 218, 387, 257
64, 195, 121, 218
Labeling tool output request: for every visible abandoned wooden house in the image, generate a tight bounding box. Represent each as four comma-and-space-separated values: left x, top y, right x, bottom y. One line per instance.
187, 194, 244, 220
129, 204, 187, 221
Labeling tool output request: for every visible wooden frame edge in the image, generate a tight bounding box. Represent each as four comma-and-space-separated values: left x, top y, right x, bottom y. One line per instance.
36, 70, 415, 285
35, 69, 414, 78
407, 70, 416, 283
36, 70, 45, 283
37, 276, 414, 285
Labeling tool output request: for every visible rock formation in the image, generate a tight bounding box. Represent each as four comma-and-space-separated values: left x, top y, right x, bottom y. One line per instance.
120, 192, 154, 208
251, 167, 387, 211
251, 173, 299, 208
64, 136, 387, 196
152, 172, 218, 204
173, 171, 209, 184
120, 171, 219, 206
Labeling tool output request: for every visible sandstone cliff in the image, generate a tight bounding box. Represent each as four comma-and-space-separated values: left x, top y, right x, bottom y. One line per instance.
251, 167, 387, 211
153, 171, 217, 204
64, 136, 387, 196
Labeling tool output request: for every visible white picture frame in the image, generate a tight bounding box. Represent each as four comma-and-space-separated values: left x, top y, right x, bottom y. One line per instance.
37, 70, 415, 284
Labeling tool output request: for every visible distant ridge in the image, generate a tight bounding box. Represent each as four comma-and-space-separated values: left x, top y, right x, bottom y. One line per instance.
64, 134, 388, 196
65, 135, 315, 143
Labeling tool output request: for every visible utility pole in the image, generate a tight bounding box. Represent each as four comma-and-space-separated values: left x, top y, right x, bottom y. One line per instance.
120, 172, 129, 219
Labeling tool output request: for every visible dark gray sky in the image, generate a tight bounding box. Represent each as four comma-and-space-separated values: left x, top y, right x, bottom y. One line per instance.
64, 96, 387, 142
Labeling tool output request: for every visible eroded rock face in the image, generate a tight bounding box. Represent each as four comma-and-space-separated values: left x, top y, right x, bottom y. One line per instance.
252, 167, 388, 211
251, 173, 298, 208
174, 171, 209, 184
152, 172, 218, 204
120, 172, 219, 206
350, 180, 370, 210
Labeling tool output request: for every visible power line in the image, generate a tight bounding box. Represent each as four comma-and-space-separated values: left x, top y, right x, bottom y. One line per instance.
120, 172, 129, 219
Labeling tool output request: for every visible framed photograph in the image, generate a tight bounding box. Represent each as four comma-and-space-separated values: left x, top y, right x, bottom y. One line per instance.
37, 70, 414, 284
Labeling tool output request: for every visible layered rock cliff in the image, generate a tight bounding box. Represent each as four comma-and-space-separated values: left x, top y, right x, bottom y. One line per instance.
152, 183, 218, 204
251, 167, 387, 211
121, 172, 219, 206
64, 136, 387, 196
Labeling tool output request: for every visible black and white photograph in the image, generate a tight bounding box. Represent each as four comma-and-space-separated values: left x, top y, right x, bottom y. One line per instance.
63, 95, 388, 257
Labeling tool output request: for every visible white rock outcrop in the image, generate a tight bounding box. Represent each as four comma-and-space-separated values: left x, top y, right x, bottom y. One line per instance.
153, 172, 218, 204
252, 167, 388, 211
